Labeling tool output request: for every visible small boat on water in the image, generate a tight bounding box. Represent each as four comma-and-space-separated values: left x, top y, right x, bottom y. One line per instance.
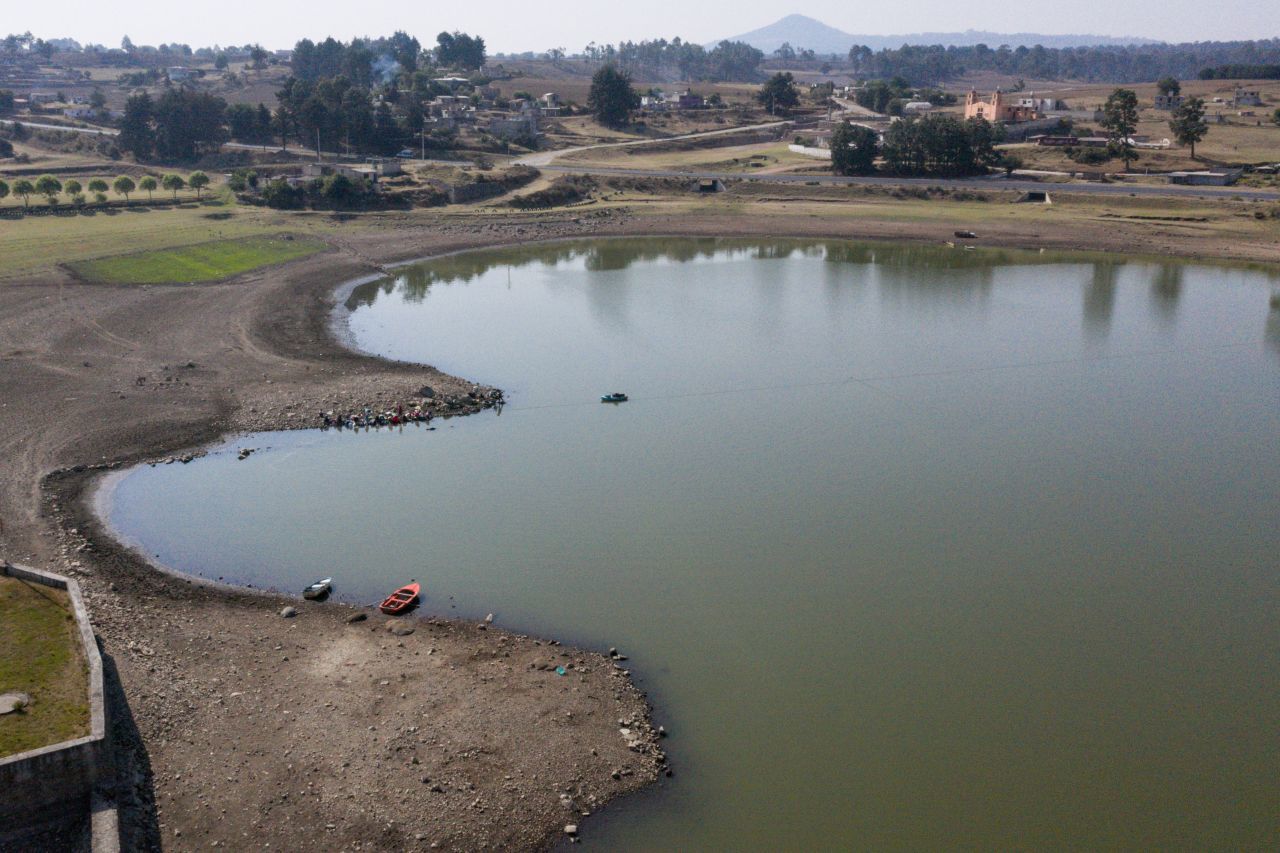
601, 392, 629, 403
380, 582, 420, 615
303, 577, 333, 600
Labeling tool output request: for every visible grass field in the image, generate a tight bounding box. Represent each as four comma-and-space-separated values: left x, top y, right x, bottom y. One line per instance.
0, 576, 89, 758
67, 233, 328, 284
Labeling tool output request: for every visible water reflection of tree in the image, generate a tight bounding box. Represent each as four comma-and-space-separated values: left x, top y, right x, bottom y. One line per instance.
1266, 307, 1280, 360
1083, 262, 1119, 341
344, 277, 399, 310
1150, 264, 1184, 325
347, 240, 1180, 324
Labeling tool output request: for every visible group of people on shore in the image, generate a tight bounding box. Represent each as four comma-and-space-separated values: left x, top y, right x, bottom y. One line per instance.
320, 403, 434, 430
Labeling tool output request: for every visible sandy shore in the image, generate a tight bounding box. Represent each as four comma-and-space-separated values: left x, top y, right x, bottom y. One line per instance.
2, 201, 1277, 850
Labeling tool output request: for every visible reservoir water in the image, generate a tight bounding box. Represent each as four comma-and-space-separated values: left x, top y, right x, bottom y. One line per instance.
105, 239, 1280, 849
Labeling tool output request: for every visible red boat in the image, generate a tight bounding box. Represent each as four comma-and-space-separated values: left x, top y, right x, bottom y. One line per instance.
379, 582, 420, 615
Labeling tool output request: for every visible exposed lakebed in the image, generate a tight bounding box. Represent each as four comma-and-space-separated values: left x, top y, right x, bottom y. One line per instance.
104, 239, 1280, 848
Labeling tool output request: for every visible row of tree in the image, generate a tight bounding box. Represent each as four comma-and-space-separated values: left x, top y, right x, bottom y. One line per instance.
1097, 87, 1210, 168
847, 39, 1280, 84
829, 115, 1001, 177
291, 30, 485, 81
584, 67, 805, 128
0, 172, 208, 208
114, 31, 478, 160
587, 38, 766, 82
1198, 64, 1280, 79
118, 89, 229, 160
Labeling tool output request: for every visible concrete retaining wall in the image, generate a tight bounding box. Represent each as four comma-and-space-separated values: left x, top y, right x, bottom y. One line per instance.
788, 144, 832, 159
448, 181, 507, 204
0, 562, 112, 839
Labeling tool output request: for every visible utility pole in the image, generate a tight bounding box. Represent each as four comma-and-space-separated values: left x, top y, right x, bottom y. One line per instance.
315, 127, 321, 162
421, 118, 426, 160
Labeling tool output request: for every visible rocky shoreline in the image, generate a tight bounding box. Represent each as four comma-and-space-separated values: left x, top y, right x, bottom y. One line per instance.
1, 214, 673, 850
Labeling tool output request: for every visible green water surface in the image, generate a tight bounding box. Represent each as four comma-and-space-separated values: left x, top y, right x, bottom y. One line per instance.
107, 239, 1280, 849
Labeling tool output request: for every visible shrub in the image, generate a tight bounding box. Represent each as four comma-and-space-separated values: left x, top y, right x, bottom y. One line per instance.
261, 178, 305, 209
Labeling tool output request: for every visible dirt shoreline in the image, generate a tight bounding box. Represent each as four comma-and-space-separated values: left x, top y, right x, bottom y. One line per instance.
2, 204, 1278, 850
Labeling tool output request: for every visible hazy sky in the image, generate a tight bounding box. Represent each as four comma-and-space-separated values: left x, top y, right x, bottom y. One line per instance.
10, 0, 1280, 53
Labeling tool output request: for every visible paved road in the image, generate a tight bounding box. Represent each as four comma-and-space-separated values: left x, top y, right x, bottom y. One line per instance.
8, 117, 1278, 202
539, 163, 1280, 201
0, 119, 470, 165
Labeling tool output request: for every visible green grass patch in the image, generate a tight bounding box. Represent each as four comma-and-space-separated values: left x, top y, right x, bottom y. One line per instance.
0, 576, 89, 757
68, 233, 328, 284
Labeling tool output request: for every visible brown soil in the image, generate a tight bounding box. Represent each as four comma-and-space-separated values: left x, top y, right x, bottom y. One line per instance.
1, 200, 1277, 850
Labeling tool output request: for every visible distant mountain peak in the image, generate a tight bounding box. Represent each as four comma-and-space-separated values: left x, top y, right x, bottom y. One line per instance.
715, 15, 1159, 55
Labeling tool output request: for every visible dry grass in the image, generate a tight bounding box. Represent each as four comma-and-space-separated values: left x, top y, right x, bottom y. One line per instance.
564, 140, 817, 173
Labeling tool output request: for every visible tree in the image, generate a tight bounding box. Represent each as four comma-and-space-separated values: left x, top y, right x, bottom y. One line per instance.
189, 171, 209, 199
0, 179, 8, 202
87, 178, 108, 196
774, 42, 796, 61
162, 173, 185, 200
250, 44, 269, 70
1168, 96, 1208, 159
63, 179, 82, 197
152, 89, 228, 160
12, 178, 33, 209
34, 174, 62, 205
880, 114, 999, 176
1157, 76, 1181, 96
435, 31, 485, 70
118, 92, 155, 159
0, 89, 13, 113
757, 72, 799, 115
1272, 107, 1280, 127
214, 53, 229, 71
89, 87, 106, 110
1101, 88, 1139, 170
138, 175, 158, 201
113, 175, 135, 202
226, 102, 258, 140
830, 122, 879, 175
587, 65, 638, 128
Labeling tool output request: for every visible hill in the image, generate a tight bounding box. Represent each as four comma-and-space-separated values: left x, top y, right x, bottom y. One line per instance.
715, 14, 1159, 55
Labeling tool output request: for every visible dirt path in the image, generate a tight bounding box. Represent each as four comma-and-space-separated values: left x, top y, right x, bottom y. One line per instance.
517, 120, 790, 167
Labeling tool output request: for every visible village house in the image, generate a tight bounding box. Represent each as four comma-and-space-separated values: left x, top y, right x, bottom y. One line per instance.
1233, 87, 1262, 106
1153, 93, 1184, 110
902, 100, 934, 114
537, 92, 564, 117
433, 76, 471, 90
167, 66, 193, 83
964, 88, 1040, 123
1016, 94, 1067, 112
1169, 168, 1241, 186
299, 159, 401, 185
488, 113, 538, 141
28, 92, 59, 105
674, 91, 705, 110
